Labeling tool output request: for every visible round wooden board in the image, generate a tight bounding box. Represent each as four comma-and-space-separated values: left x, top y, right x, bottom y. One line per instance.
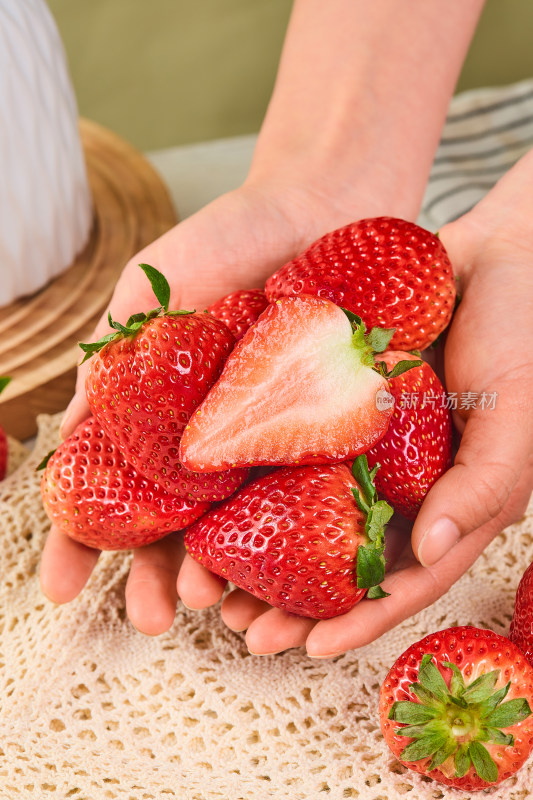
0, 118, 177, 440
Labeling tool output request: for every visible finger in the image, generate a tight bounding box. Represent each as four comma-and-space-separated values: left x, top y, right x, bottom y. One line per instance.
383, 517, 413, 568
221, 588, 271, 631
40, 525, 100, 602
60, 328, 108, 439
176, 552, 227, 609
245, 607, 316, 655
413, 401, 532, 567
60, 391, 91, 440
125, 533, 185, 635
305, 521, 497, 657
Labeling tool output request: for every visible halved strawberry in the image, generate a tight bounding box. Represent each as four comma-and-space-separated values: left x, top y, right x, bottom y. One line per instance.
184, 456, 393, 618
40, 417, 210, 550
366, 351, 453, 519
207, 289, 269, 341
179, 295, 396, 472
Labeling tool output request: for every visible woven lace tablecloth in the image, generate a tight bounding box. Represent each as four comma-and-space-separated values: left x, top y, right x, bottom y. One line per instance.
2, 80, 533, 799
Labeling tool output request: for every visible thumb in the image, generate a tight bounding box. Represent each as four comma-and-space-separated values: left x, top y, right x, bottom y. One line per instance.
412, 397, 531, 567
59, 380, 91, 440
59, 297, 120, 439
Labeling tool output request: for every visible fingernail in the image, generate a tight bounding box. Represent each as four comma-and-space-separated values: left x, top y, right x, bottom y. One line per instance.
247, 648, 280, 656
180, 600, 203, 611
307, 651, 346, 660
418, 517, 461, 567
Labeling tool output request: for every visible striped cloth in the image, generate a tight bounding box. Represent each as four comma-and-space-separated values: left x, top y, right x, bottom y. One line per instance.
150, 79, 533, 230
419, 78, 533, 231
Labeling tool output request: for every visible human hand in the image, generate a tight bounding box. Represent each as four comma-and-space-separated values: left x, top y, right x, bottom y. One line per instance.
40, 179, 393, 633
219, 151, 533, 657
40, 0, 487, 635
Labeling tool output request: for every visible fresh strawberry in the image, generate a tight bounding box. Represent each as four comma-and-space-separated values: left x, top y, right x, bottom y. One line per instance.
0, 376, 11, 480
207, 289, 269, 341
366, 351, 453, 519
167, 462, 250, 503
180, 295, 397, 472
510, 561, 533, 667
380, 626, 533, 790
40, 417, 210, 550
265, 216, 456, 351
82, 264, 248, 502
185, 456, 393, 619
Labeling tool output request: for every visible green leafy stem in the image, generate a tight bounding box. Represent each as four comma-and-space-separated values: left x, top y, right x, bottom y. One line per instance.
79, 264, 194, 363
389, 652, 532, 783
341, 308, 422, 378
351, 454, 393, 599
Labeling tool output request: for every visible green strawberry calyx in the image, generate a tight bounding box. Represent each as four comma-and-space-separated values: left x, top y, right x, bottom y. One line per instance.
341, 309, 421, 377
389, 653, 532, 783
351, 454, 393, 599
375, 358, 424, 380
79, 264, 195, 363
36, 449, 56, 471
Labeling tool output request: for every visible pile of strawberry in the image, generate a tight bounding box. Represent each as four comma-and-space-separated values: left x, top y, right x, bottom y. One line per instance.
41, 217, 455, 612
40, 216, 533, 790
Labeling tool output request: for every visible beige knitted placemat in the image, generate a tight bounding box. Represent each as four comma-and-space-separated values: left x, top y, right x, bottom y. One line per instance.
0, 412, 532, 800
4, 76, 533, 800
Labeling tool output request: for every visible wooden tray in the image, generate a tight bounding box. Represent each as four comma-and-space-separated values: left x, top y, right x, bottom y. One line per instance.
0, 118, 177, 440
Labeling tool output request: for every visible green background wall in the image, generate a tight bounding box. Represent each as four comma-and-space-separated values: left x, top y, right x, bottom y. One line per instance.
47, 0, 533, 153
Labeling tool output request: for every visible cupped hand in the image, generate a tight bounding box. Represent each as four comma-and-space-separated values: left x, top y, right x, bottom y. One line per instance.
39, 179, 383, 633
41, 153, 533, 646
219, 153, 533, 656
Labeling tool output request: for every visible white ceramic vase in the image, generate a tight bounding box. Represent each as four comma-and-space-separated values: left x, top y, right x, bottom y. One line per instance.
0, 0, 92, 307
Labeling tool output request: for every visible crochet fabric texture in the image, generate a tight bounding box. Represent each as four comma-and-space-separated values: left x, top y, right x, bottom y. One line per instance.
0, 413, 532, 800
3, 79, 533, 800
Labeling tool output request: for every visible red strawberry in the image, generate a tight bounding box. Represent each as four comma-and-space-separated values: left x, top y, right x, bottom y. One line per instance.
82, 264, 248, 502
40, 417, 210, 550
207, 289, 269, 341
366, 351, 453, 519
185, 456, 393, 619
380, 626, 533, 790
0, 376, 11, 480
265, 216, 456, 351
180, 295, 395, 472
510, 561, 533, 667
